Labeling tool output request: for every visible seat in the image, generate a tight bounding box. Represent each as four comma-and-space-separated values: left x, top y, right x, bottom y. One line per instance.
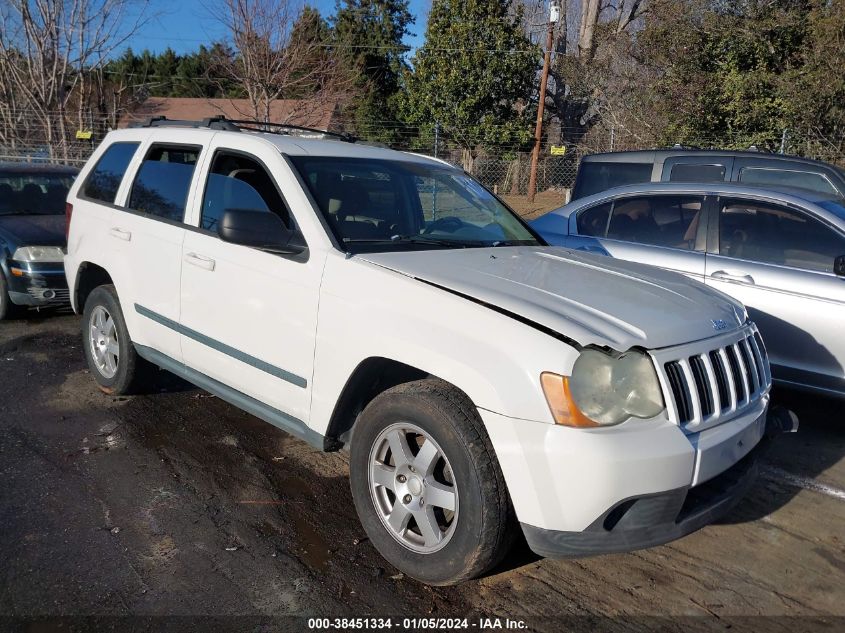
0, 184, 15, 211
21, 183, 45, 212
45, 184, 69, 211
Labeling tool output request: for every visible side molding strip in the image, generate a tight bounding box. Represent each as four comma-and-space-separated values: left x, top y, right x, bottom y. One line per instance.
134, 303, 307, 388
134, 344, 324, 449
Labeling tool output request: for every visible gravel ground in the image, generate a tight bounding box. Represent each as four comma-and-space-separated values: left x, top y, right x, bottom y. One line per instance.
0, 312, 843, 632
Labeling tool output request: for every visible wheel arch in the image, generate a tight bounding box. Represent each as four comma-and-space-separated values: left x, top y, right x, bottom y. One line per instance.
73, 262, 114, 314
323, 356, 481, 451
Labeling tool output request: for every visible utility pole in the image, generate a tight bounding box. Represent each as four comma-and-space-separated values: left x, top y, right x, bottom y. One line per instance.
434, 121, 440, 159
527, 1, 559, 203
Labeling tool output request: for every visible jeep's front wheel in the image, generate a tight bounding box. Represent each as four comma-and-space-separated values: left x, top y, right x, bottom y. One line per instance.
82, 285, 144, 395
349, 379, 515, 585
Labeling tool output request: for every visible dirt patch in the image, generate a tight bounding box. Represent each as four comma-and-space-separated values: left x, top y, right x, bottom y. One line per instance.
501, 190, 568, 220
1, 312, 844, 629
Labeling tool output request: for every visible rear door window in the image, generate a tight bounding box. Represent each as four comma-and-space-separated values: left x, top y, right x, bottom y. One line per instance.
719, 199, 845, 273
128, 144, 200, 222
669, 163, 726, 182
606, 195, 705, 250
573, 162, 652, 199
82, 142, 139, 204
738, 167, 838, 196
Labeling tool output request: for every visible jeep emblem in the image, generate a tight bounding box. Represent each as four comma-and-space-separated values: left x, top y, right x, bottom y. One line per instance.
711, 319, 728, 331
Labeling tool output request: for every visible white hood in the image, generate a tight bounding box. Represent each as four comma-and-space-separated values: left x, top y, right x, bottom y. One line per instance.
360, 247, 746, 351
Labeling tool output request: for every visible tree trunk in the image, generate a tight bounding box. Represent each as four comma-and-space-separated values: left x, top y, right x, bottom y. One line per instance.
578, 0, 601, 60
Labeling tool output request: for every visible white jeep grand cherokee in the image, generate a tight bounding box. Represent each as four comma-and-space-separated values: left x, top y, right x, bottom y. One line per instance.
64, 118, 794, 585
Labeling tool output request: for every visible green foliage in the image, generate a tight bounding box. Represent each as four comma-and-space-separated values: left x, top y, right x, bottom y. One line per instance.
399, 0, 537, 153
332, 0, 414, 143
286, 7, 335, 98
639, 0, 836, 151
103, 45, 239, 99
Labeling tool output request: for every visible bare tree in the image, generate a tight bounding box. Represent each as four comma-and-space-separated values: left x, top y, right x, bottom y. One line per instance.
0, 0, 150, 161
577, 0, 601, 60
212, 0, 355, 126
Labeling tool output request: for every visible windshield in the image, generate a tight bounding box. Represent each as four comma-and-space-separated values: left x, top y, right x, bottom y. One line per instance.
0, 171, 75, 216
290, 156, 541, 251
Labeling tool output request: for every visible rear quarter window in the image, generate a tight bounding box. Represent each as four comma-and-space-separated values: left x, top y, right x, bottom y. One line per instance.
738, 167, 838, 196
573, 162, 652, 199
82, 142, 139, 204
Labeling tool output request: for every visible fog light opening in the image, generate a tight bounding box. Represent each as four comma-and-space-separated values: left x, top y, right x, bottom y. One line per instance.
603, 498, 638, 531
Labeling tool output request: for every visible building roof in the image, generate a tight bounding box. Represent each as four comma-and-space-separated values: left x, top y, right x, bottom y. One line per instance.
120, 97, 339, 130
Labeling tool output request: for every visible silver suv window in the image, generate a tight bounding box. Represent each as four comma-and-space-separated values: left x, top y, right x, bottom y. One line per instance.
719, 199, 845, 273
579, 195, 705, 251
738, 167, 838, 196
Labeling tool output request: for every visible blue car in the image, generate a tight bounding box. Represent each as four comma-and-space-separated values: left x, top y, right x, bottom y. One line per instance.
0, 162, 78, 319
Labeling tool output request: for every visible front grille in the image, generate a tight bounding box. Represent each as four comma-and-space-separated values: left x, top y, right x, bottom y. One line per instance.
657, 326, 771, 429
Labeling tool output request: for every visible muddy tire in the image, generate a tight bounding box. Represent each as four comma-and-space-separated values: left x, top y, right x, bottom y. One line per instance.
349, 378, 516, 585
82, 285, 146, 395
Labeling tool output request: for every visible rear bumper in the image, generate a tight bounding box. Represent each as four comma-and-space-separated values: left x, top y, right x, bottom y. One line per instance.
6, 261, 69, 306
519, 405, 797, 558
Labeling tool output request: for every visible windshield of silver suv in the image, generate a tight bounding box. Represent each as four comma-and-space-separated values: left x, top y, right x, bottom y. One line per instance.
290, 156, 541, 251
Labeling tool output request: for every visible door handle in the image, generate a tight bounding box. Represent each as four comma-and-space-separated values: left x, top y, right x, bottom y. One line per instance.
711, 270, 755, 285
184, 252, 215, 271
109, 227, 131, 241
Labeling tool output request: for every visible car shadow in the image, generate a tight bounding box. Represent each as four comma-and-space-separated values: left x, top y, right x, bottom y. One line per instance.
716, 385, 844, 525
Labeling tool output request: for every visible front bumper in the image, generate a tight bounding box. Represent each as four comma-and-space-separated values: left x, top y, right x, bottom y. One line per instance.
515, 406, 796, 559
521, 441, 760, 558
5, 260, 69, 307
480, 398, 795, 558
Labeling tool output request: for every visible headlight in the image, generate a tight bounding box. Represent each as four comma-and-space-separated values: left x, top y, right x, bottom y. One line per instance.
540, 348, 665, 427
12, 246, 66, 263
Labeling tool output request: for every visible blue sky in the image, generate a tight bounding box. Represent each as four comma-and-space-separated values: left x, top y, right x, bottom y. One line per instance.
130, 0, 430, 56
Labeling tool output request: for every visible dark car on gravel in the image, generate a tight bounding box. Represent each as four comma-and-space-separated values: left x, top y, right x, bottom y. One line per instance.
572, 149, 845, 201
0, 162, 78, 319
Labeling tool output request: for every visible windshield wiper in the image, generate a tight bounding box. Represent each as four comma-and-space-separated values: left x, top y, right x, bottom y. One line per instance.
390, 234, 485, 247
342, 235, 479, 248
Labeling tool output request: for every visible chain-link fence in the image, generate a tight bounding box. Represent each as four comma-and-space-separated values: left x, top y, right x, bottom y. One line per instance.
3, 116, 844, 200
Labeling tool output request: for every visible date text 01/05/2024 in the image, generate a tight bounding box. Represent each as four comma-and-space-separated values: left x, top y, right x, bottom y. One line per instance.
306, 617, 528, 630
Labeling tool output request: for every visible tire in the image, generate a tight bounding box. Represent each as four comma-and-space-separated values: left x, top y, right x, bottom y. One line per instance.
349, 378, 516, 585
82, 285, 146, 395
0, 270, 24, 320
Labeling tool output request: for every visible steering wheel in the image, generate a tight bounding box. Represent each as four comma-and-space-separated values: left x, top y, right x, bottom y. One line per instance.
424, 216, 464, 234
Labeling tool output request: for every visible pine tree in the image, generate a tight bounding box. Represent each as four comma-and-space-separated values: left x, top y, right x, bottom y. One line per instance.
400, 0, 537, 159
332, 0, 413, 143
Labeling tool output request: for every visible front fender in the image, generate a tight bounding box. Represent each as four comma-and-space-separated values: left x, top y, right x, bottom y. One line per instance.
308, 254, 580, 435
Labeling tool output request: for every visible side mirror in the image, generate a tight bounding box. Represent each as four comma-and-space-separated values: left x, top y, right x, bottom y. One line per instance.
218, 209, 306, 256
835, 255, 845, 277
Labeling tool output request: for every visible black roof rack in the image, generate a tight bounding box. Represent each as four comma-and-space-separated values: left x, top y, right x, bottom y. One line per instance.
130, 115, 356, 143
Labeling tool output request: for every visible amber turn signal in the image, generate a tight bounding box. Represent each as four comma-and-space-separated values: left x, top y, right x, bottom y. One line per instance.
540, 372, 599, 428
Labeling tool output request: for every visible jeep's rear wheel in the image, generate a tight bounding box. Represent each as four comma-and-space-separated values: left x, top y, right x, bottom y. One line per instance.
82, 285, 145, 395
349, 379, 515, 585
